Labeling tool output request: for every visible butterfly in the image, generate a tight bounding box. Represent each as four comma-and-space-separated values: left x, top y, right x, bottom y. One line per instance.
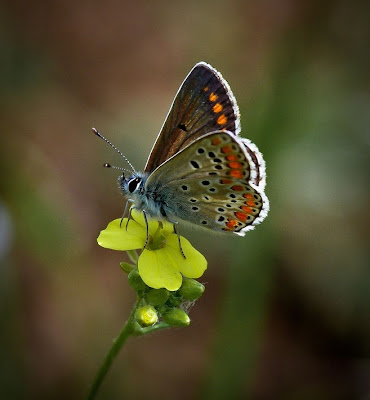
94, 62, 269, 249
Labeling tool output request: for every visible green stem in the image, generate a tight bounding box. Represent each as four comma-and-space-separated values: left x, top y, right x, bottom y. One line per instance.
126, 249, 139, 264
135, 321, 171, 335
86, 299, 139, 400
86, 298, 170, 400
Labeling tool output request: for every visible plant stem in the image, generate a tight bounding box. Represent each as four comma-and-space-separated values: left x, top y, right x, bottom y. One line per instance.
86, 298, 170, 400
86, 300, 139, 400
126, 249, 139, 264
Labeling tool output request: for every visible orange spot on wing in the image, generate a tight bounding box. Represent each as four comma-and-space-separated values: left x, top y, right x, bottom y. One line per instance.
221, 178, 233, 184
230, 170, 244, 178
226, 219, 238, 229
243, 193, 254, 200
226, 154, 238, 161
203, 87, 209, 92
228, 161, 243, 169
231, 185, 244, 191
246, 200, 256, 207
217, 114, 227, 125
235, 212, 248, 222
209, 92, 218, 102
221, 145, 232, 153
213, 103, 223, 113
211, 137, 222, 146
241, 206, 253, 214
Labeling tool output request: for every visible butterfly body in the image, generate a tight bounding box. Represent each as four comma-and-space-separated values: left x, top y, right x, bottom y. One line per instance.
114, 62, 269, 235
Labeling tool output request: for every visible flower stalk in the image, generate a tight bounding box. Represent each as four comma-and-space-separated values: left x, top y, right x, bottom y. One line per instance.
86, 296, 171, 400
87, 212, 207, 399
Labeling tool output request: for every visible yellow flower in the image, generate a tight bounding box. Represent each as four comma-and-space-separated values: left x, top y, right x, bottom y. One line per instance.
97, 210, 207, 291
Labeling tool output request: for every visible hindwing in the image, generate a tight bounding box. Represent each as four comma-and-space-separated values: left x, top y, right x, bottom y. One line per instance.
145, 131, 269, 235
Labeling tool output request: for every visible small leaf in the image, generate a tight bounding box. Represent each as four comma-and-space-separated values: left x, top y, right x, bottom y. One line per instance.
120, 262, 136, 274
128, 269, 147, 291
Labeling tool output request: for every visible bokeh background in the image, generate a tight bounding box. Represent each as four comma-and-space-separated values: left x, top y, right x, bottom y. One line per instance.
0, 1, 369, 399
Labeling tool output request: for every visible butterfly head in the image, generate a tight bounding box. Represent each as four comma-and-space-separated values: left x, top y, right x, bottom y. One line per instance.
119, 172, 146, 197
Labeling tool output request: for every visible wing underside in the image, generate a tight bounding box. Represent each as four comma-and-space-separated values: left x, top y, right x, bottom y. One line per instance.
146, 131, 269, 235
144, 62, 240, 173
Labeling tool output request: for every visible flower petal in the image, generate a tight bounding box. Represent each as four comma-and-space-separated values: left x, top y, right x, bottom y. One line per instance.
131, 209, 174, 236
97, 218, 145, 250
138, 248, 182, 291
165, 235, 207, 279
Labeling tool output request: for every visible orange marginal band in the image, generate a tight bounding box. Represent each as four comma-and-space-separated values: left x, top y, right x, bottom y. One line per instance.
217, 114, 227, 125
228, 161, 243, 169
230, 170, 244, 178
235, 212, 248, 222
209, 92, 218, 102
213, 103, 223, 113
226, 219, 238, 229
231, 185, 244, 191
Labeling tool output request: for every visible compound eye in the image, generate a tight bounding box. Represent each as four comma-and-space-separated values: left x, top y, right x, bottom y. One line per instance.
128, 177, 141, 193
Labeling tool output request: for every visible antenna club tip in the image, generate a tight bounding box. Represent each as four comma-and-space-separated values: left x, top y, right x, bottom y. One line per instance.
103, 163, 111, 168
92, 127, 99, 135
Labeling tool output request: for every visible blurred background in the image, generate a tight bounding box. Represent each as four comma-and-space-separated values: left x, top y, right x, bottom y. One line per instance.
0, 0, 369, 399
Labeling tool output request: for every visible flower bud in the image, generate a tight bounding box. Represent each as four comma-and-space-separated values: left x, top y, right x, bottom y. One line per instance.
136, 305, 158, 327
146, 288, 170, 306
162, 308, 190, 327
178, 278, 205, 301
128, 269, 147, 291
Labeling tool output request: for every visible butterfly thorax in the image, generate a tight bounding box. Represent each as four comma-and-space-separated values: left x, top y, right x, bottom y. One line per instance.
119, 172, 168, 219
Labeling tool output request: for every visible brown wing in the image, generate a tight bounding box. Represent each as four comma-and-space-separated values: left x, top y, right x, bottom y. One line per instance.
144, 62, 240, 173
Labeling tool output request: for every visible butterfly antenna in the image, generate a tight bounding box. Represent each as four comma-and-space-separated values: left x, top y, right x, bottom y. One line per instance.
103, 163, 132, 174
92, 127, 136, 173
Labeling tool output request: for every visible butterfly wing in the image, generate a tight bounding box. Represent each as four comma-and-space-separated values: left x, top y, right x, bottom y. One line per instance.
144, 62, 240, 173
145, 131, 269, 235
240, 137, 267, 191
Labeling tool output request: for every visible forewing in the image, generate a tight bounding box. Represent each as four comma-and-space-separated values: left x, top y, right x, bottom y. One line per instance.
145, 131, 269, 235
144, 62, 240, 173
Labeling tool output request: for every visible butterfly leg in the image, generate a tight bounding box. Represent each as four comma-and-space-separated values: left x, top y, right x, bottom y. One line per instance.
173, 223, 186, 259
120, 200, 134, 228
124, 203, 136, 230
124, 206, 150, 251
142, 210, 150, 250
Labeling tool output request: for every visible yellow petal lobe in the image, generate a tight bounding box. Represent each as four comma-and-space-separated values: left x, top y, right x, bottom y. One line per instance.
165, 235, 207, 278
138, 248, 183, 291
97, 218, 145, 250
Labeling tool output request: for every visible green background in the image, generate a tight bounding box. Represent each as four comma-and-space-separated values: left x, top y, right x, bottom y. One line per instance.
0, 1, 369, 399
